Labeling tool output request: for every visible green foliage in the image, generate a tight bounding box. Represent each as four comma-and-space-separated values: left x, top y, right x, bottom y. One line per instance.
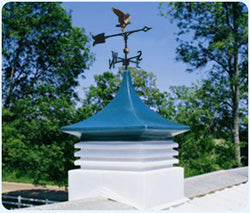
160, 2, 248, 165
2, 84, 94, 186
84, 71, 121, 113
169, 84, 237, 176
2, 2, 94, 106
2, 2, 94, 186
2, 169, 58, 186
160, 2, 247, 73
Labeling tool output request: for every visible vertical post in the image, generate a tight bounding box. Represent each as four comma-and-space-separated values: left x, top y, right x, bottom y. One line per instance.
123, 33, 129, 70
17, 195, 21, 209
45, 198, 48, 204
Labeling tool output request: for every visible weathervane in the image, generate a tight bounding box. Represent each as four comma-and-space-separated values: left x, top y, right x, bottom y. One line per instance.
92, 7, 152, 70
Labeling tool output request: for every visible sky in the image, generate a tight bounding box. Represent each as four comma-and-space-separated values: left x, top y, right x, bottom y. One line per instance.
61, 2, 206, 99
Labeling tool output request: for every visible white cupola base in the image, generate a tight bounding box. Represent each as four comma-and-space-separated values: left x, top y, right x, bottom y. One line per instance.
68, 140, 187, 210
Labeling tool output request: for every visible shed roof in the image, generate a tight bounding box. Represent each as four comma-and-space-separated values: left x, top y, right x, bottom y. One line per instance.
61, 71, 189, 140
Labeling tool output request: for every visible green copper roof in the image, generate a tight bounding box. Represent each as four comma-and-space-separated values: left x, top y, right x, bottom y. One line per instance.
61, 71, 189, 140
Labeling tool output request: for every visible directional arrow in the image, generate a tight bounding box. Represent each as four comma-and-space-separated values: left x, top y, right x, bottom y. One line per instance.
92, 26, 152, 46
92, 33, 105, 46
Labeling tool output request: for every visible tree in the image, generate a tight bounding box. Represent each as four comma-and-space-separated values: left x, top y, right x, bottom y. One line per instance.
169, 83, 237, 176
2, 84, 94, 186
160, 2, 248, 165
2, 2, 94, 186
2, 2, 93, 107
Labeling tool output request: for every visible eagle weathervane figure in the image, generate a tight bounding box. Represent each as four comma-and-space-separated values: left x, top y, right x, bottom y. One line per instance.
92, 7, 152, 70
112, 7, 131, 33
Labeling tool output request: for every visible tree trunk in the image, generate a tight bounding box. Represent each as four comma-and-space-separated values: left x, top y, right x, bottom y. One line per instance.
232, 82, 241, 166
5, 66, 15, 107
232, 3, 241, 166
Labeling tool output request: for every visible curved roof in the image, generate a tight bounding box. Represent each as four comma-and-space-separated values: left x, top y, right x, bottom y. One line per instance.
61, 71, 189, 140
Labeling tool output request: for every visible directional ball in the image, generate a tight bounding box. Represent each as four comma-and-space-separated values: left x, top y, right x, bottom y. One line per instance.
124, 48, 129, 54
